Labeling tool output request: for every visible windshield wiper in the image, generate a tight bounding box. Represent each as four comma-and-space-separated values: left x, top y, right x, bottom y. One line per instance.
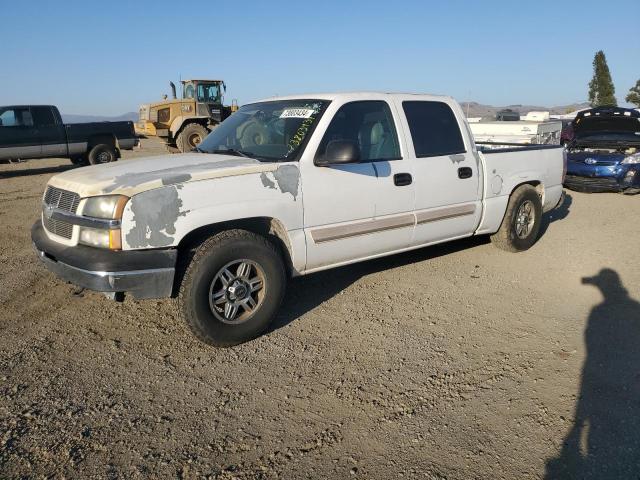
211, 148, 254, 158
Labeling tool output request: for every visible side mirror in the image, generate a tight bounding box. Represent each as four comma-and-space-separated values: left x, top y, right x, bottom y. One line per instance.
316, 140, 360, 166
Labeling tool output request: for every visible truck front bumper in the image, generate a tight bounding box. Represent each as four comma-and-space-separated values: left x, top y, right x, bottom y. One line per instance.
31, 220, 177, 299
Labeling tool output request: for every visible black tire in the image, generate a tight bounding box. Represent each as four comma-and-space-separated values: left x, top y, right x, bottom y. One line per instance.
178, 229, 287, 347
87, 144, 117, 165
176, 123, 208, 153
490, 184, 543, 252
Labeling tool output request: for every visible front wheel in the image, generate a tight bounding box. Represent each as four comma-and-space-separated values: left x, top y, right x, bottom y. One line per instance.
178, 230, 287, 347
491, 184, 543, 252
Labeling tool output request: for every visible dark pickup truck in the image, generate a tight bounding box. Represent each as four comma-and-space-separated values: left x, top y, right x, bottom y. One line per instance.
0, 105, 138, 165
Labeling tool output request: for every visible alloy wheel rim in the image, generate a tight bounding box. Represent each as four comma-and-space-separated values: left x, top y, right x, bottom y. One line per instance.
208, 259, 265, 324
515, 200, 535, 239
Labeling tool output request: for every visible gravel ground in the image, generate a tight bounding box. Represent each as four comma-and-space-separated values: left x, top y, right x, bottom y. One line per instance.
1, 140, 639, 479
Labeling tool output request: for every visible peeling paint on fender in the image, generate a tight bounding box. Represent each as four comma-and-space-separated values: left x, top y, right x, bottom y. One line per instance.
272, 165, 300, 200
125, 186, 187, 248
260, 172, 276, 190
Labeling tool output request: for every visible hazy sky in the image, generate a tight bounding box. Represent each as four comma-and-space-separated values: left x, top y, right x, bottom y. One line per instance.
2, 0, 637, 115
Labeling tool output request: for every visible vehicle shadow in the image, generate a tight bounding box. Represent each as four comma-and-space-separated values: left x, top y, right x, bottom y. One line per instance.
539, 191, 572, 236
0, 164, 76, 179
545, 269, 640, 479
268, 235, 490, 333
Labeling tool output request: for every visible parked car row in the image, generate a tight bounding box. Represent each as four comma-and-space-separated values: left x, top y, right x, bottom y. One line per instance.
2, 92, 633, 348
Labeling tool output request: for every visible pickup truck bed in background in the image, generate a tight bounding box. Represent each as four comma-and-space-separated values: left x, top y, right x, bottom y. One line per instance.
0, 105, 137, 165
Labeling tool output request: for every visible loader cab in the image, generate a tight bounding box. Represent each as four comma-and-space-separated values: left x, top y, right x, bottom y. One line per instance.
181, 80, 228, 123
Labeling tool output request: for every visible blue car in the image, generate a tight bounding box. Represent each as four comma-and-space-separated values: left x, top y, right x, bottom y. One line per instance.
565, 107, 640, 194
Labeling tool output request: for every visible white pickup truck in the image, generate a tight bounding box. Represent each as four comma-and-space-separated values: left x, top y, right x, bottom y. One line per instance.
32, 92, 565, 346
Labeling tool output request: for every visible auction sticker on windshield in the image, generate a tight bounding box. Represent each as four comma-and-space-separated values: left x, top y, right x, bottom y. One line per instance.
280, 108, 315, 119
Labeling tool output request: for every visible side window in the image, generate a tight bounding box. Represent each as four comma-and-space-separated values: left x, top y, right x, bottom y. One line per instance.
402, 101, 465, 157
0, 109, 17, 127
31, 107, 56, 127
315, 101, 401, 163
0, 108, 33, 127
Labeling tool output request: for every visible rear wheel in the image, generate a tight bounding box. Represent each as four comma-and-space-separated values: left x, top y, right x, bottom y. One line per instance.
87, 144, 117, 165
491, 184, 543, 252
176, 123, 208, 153
178, 230, 287, 347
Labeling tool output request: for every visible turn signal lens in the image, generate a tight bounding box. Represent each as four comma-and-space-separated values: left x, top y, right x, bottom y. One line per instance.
109, 229, 122, 250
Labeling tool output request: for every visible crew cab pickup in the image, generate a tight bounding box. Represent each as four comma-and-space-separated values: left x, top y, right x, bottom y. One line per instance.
31, 93, 565, 346
0, 105, 137, 165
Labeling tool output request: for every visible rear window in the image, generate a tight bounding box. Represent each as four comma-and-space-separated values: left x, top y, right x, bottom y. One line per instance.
402, 101, 465, 157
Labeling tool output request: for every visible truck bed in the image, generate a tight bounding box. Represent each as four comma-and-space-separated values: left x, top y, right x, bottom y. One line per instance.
475, 143, 565, 235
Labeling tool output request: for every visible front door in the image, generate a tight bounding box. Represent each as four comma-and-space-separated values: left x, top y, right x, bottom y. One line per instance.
31, 107, 67, 157
394, 98, 482, 246
0, 107, 41, 160
301, 100, 415, 271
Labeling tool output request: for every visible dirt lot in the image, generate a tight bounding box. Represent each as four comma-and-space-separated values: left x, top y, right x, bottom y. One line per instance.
1, 140, 639, 479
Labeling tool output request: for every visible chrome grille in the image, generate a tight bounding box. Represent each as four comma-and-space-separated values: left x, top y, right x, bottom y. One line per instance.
42, 186, 80, 239
43, 216, 74, 239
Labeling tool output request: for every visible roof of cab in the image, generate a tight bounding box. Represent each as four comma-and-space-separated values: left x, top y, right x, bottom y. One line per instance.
252, 91, 456, 104
0, 105, 57, 109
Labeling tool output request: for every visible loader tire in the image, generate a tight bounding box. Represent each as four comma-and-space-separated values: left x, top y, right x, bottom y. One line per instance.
176, 123, 208, 153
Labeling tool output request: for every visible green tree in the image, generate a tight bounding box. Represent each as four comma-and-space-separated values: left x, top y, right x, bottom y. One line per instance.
588, 51, 617, 107
626, 80, 640, 108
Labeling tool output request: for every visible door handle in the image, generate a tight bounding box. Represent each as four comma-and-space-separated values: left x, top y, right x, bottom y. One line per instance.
458, 167, 473, 179
393, 173, 412, 186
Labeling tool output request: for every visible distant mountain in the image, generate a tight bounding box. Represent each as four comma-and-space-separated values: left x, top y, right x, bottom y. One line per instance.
460, 101, 591, 119
61, 112, 138, 123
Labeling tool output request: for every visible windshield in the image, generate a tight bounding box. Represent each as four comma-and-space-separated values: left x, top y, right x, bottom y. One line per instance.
198, 99, 329, 161
196, 83, 221, 103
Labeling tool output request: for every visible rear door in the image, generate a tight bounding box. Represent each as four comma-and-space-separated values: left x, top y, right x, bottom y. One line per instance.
301, 99, 415, 271
395, 98, 482, 245
0, 107, 41, 160
31, 106, 67, 157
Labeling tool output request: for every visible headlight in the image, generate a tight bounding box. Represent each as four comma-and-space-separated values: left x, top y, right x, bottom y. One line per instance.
79, 227, 122, 249
622, 154, 640, 165
82, 195, 128, 219
79, 195, 128, 249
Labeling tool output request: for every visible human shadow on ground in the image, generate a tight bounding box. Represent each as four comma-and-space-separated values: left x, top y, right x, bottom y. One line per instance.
0, 163, 75, 179
268, 235, 490, 333
539, 191, 572, 236
545, 269, 640, 479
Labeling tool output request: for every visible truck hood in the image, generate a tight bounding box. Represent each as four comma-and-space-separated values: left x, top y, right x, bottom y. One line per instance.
48, 153, 280, 198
